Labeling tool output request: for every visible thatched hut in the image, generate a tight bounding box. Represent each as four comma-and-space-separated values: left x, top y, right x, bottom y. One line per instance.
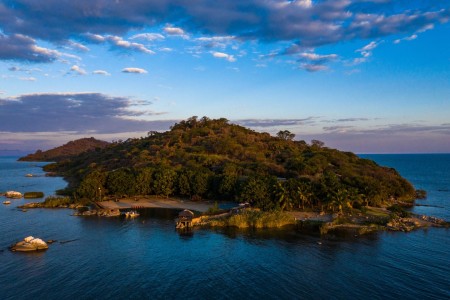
176, 209, 195, 229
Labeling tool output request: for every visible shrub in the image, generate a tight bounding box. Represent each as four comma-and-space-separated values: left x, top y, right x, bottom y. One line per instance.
24, 192, 44, 198
42, 196, 73, 208
206, 201, 224, 215
387, 204, 411, 218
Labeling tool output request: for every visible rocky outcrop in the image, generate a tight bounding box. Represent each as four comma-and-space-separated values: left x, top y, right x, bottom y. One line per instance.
18, 202, 86, 209
74, 208, 121, 217
387, 218, 421, 232
386, 215, 448, 232
5, 191, 23, 199
10, 236, 49, 252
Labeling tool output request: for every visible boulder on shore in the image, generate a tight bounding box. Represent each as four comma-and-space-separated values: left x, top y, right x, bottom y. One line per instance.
10, 236, 49, 252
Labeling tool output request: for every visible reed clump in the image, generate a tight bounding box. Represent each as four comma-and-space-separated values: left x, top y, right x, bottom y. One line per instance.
209, 210, 295, 229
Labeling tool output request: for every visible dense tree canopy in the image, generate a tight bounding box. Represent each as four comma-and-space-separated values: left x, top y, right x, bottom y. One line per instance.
51, 116, 416, 211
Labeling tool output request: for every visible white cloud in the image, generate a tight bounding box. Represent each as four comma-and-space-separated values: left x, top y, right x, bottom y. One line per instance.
352, 41, 381, 65
19, 77, 37, 81
418, 24, 434, 33
357, 41, 379, 57
30, 45, 61, 59
59, 52, 82, 61
93, 70, 111, 76
301, 64, 328, 72
300, 52, 338, 61
84, 34, 154, 54
212, 52, 236, 62
84, 33, 106, 43
196, 36, 235, 42
122, 67, 148, 74
130, 33, 165, 41
163, 26, 189, 39
295, 0, 313, 8
394, 34, 418, 44
164, 26, 185, 35
67, 41, 89, 52
106, 35, 155, 54
70, 65, 87, 75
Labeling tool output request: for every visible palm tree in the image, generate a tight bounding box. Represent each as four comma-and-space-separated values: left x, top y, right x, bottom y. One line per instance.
274, 181, 293, 211
297, 182, 313, 210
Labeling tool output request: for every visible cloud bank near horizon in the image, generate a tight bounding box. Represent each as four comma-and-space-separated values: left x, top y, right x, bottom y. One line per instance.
1, 93, 449, 153
0, 93, 171, 133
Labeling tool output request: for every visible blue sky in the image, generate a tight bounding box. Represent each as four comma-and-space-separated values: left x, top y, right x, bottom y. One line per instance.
1, 0, 449, 154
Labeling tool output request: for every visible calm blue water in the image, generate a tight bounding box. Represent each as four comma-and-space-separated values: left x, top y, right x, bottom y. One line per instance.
0, 155, 449, 299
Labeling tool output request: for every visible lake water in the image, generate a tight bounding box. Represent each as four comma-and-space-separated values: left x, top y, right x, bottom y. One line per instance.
0, 155, 449, 299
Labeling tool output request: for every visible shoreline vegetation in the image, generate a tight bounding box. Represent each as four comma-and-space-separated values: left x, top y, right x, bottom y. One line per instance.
17, 195, 449, 235
11, 116, 450, 235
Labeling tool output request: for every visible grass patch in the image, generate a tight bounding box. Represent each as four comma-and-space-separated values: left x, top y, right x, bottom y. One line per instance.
365, 207, 390, 218
208, 210, 295, 229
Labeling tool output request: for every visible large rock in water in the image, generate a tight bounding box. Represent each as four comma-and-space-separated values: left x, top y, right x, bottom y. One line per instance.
10, 236, 49, 252
5, 191, 23, 199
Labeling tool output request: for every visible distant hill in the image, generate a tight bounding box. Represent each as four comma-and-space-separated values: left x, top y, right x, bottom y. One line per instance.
49, 117, 416, 212
18, 137, 110, 162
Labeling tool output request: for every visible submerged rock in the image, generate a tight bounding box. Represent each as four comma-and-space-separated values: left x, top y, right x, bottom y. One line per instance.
10, 236, 49, 252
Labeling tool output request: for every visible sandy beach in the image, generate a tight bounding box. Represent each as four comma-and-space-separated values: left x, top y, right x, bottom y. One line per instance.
97, 196, 214, 212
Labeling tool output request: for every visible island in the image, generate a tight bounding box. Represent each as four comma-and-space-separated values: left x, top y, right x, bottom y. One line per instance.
17, 116, 449, 234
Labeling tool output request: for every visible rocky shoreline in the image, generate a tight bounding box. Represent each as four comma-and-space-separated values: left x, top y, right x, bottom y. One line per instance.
16, 199, 449, 235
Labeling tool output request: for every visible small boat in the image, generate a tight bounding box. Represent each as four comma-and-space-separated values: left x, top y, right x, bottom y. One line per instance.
25, 174, 34, 177
3, 200, 11, 205
125, 210, 140, 218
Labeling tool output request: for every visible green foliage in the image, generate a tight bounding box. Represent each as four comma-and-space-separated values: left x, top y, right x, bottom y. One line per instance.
217, 174, 237, 199
42, 196, 73, 208
152, 167, 176, 197
277, 130, 295, 141
106, 168, 136, 196
191, 169, 211, 199
134, 168, 154, 195
206, 201, 223, 215
387, 204, 412, 218
76, 169, 107, 200
24, 192, 44, 198
43, 163, 58, 172
176, 169, 192, 197
238, 176, 278, 211
210, 210, 295, 228
47, 116, 416, 210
